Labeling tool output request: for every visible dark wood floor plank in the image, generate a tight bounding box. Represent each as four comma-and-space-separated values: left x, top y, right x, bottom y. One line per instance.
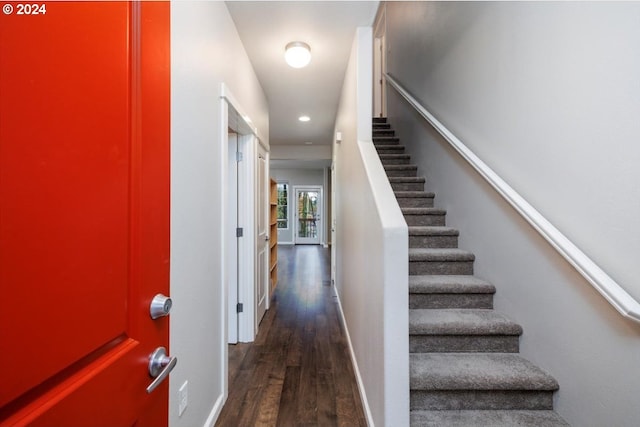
316, 369, 338, 426
227, 342, 250, 384
214, 368, 254, 427
216, 245, 366, 427
276, 366, 300, 427
235, 361, 270, 426
296, 334, 318, 425
254, 348, 287, 427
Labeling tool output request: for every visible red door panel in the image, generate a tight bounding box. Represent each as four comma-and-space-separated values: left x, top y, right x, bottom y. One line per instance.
0, 2, 170, 426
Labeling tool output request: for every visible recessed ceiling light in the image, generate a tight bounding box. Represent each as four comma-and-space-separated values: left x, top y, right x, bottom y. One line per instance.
304, 141, 313, 145
285, 41, 311, 68
298, 115, 310, 122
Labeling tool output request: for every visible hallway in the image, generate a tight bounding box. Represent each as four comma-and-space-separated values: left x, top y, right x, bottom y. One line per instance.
215, 245, 366, 426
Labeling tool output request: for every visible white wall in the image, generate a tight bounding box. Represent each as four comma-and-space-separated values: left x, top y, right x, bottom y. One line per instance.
270, 144, 331, 161
270, 168, 325, 244
333, 27, 409, 427
170, 2, 268, 426
384, 2, 640, 426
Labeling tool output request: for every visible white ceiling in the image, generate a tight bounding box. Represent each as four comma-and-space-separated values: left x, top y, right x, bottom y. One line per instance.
226, 1, 379, 147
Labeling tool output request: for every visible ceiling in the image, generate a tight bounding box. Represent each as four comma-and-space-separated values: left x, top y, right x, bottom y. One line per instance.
226, 1, 379, 147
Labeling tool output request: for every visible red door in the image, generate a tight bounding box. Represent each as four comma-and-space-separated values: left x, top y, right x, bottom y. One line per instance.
0, 2, 171, 426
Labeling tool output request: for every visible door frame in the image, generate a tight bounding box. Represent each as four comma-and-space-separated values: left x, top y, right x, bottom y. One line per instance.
221, 85, 259, 345
255, 142, 270, 329
220, 84, 263, 407
330, 163, 337, 286
373, 3, 387, 118
293, 185, 323, 245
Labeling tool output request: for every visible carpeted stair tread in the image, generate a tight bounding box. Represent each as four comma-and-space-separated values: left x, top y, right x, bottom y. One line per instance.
410, 309, 522, 335
410, 410, 570, 426
373, 123, 391, 129
373, 136, 400, 144
389, 177, 425, 183
380, 154, 410, 159
395, 191, 435, 198
409, 275, 495, 294
372, 117, 387, 123
384, 164, 418, 170
409, 248, 475, 262
375, 144, 406, 152
402, 208, 446, 215
410, 353, 559, 391
380, 154, 411, 165
409, 226, 458, 236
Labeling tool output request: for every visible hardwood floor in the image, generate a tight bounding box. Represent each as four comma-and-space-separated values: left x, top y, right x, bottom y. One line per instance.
215, 245, 367, 427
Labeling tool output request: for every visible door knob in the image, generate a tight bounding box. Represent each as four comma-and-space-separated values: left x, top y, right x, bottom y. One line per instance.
150, 294, 172, 319
146, 347, 177, 393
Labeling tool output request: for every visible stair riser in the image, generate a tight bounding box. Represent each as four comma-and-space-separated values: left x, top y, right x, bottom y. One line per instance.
376, 147, 405, 154
410, 235, 457, 248
409, 294, 494, 310
399, 198, 434, 208
391, 182, 424, 191
373, 138, 400, 145
374, 130, 395, 137
404, 215, 446, 227
381, 158, 411, 165
373, 124, 391, 130
410, 336, 519, 353
409, 260, 473, 275
386, 168, 418, 178
410, 390, 554, 411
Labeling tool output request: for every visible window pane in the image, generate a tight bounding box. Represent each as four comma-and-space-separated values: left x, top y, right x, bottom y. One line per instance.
276, 183, 288, 229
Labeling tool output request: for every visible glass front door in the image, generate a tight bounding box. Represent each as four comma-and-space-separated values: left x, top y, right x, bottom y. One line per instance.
295, 187, 321, 245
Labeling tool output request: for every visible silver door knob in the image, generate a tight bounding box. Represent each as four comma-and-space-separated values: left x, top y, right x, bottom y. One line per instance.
146, 347, 177, 393
150, 294, 172, 319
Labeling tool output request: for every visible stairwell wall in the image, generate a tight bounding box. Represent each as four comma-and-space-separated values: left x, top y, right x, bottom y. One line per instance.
384, 2, 640, 426
333, 27, 409, 427
171, 2, 268, 426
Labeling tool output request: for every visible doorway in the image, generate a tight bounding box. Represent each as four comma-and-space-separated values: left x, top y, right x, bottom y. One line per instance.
294, 186, 323, 245
222, 85, 259, 345
373, 4, 387, 118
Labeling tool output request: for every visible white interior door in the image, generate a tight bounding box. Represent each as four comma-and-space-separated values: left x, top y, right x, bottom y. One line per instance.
294, 186, 322, 245
255, 144, 268, 325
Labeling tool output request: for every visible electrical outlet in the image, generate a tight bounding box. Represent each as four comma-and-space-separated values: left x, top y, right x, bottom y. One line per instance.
178, 381, 188, 416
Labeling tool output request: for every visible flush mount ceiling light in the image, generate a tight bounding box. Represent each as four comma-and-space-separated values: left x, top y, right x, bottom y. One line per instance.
285, 41, 311, 68
298, 115, 310, 122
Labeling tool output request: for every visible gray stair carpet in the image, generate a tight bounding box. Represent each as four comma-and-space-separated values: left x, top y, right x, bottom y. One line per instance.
373, 118, 569, 426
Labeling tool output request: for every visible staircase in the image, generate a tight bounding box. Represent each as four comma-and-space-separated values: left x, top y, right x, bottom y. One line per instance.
372, 118, 569, 427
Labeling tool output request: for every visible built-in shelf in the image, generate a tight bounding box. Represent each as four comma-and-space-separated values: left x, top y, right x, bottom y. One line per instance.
269, 178, 278, 292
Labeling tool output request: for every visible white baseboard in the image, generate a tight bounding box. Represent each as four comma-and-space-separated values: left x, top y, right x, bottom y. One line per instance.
334, 290, 374, 426
278, 241, 294, 245
203, 393, 225, 427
